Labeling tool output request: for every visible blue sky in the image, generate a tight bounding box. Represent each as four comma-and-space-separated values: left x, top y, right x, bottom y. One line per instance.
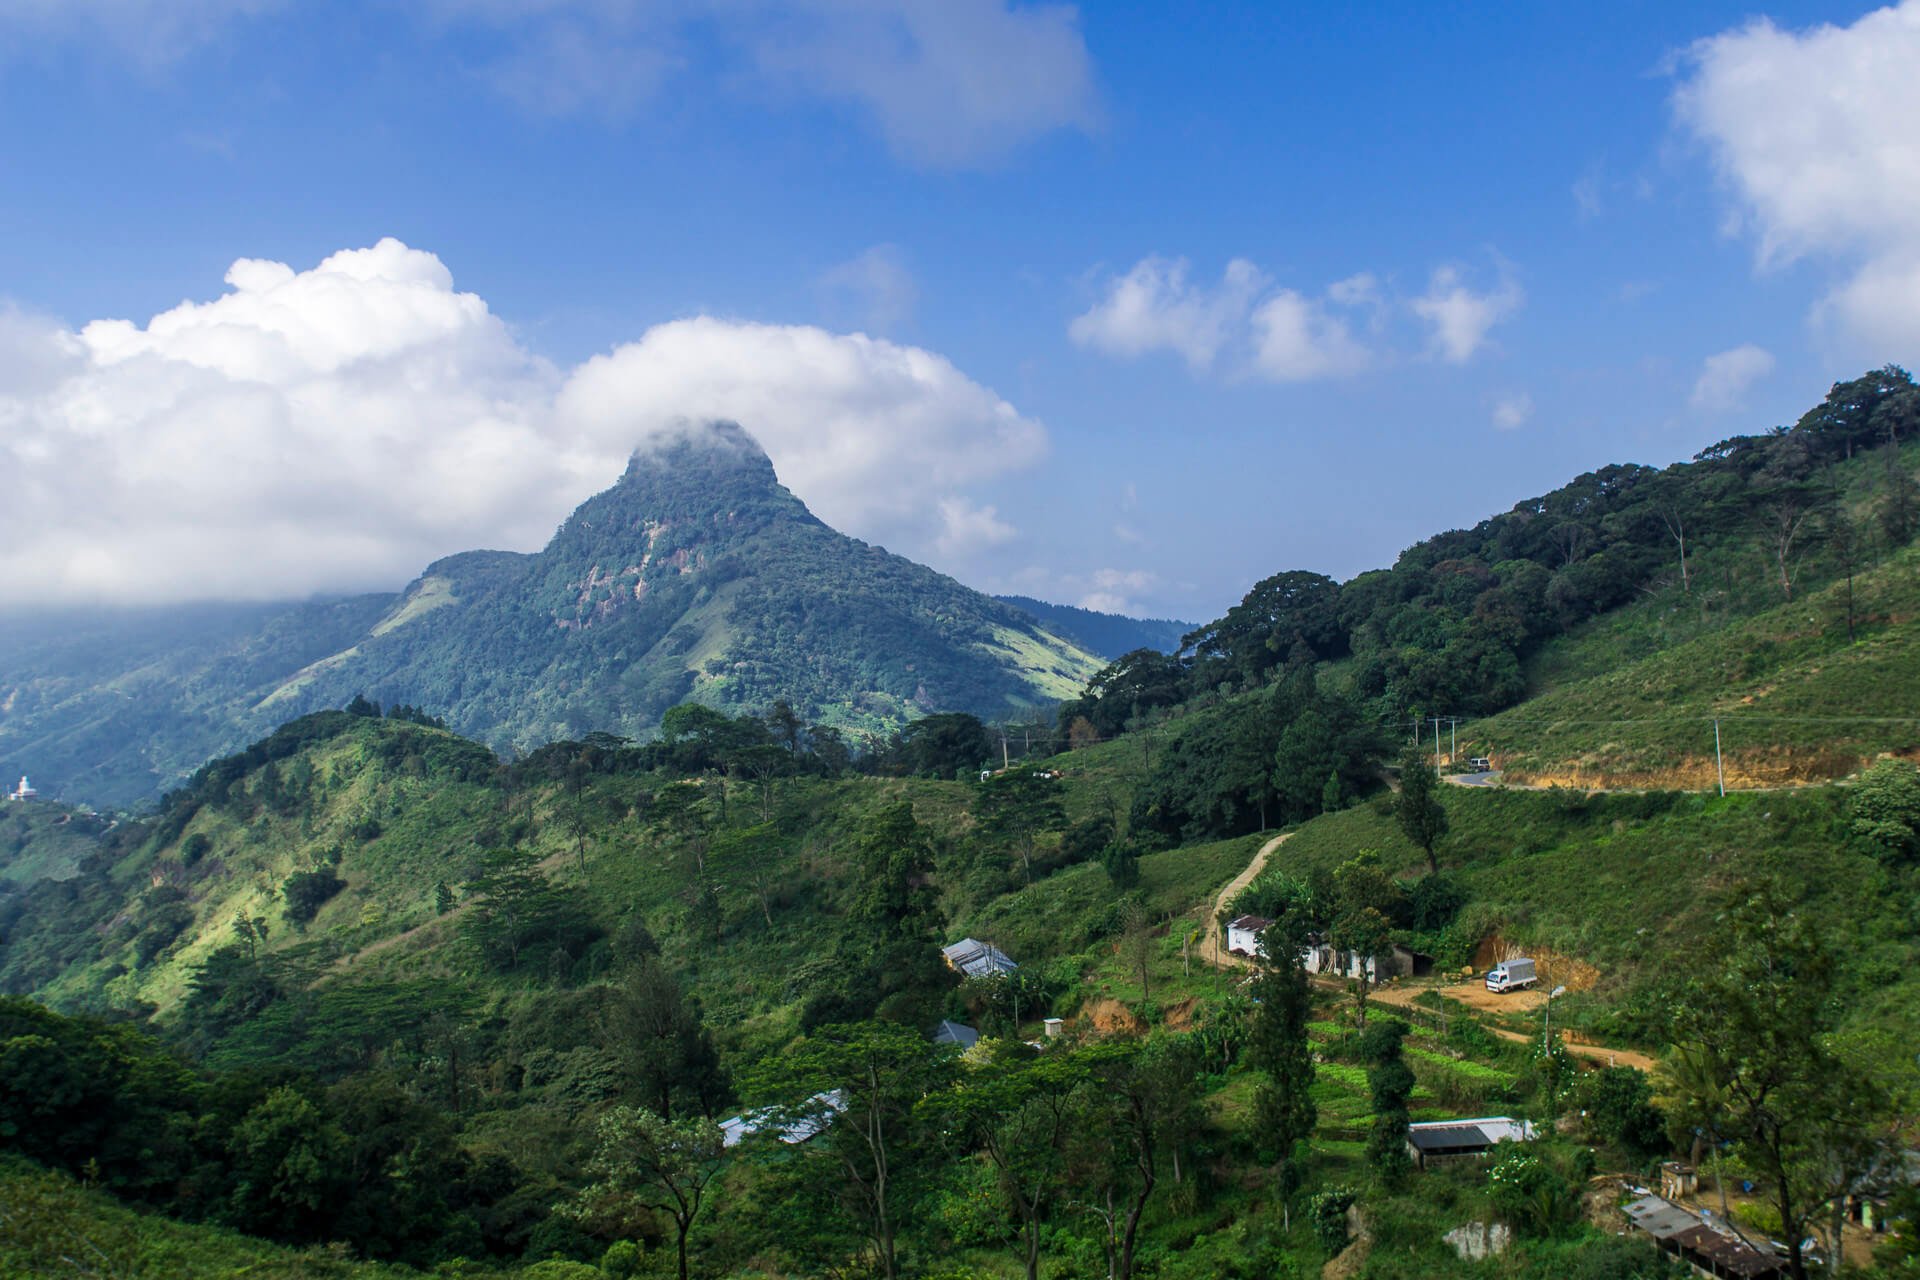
3, 0, 1915, 621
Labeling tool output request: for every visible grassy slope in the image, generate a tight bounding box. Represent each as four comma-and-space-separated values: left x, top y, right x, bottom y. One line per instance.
0, 804, 108, 883
1466, 543, 1920, 786
1254, 784, 1920, 1074
0, 1157, 419, 1280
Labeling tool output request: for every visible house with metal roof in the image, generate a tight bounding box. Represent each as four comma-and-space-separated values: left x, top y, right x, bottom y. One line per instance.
1404, 1116, 1535, 1168
932, 1019, 981, 1049
1622, 1195, 1785, 1278
942, 937, 1017, 979
718, 1089, 848, 1148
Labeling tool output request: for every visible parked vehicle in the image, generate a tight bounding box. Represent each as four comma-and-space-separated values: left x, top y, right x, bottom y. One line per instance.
1485, 957, 1537, 992
1467, 756, 1492, 771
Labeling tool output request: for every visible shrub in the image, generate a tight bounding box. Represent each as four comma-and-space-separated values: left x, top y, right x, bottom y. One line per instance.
1310, 1186, 1357, 1254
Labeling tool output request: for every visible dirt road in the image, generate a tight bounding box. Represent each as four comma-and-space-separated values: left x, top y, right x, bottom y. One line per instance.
1369, 982, 1659, 1071
1198, 831, 1291, 968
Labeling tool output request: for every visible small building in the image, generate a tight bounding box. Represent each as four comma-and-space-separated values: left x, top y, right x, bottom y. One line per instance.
943, 938, 1017, 979
1390, 943, 1435, 978
1225, 914, 1271, 958
1299, 934, 1333, 974
7, 776, 37, 802
1623, 1195, 1783, 1279
932, 1019, 980, 1050
720, 1089, 848, 1148
1405, 1116, 1535, 1169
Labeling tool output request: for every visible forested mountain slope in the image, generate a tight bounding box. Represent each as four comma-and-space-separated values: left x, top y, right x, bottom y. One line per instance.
0, 423, 1104, 810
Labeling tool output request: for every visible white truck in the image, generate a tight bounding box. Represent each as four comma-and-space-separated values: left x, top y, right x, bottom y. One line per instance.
1485, 957, 1537, 992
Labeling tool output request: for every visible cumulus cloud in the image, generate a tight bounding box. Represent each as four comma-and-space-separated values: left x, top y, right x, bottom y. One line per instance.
817, 243, 919, 335
1409, 263, 1523, 363
1249, 290, 1370, 381
1074, 254, 1521, 381
1490, 392, 1533, 430
1067, 257, 1265, 372
1070, 257, 1371, 381
431, 0, 1097, 168
0, 239, 1048, 607
1689, 344, 1774, 412
1673, 2, 1920, 351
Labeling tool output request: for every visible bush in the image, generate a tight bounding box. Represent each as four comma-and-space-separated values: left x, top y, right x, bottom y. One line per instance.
281, 868, 347, 926
1487, 1148, 1580, 1238
1310, 1186, 1357, 1255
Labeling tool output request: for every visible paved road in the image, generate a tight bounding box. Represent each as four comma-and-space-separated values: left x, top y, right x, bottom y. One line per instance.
1447, 770, 1503, 787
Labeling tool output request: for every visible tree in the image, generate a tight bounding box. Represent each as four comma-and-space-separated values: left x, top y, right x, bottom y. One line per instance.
1245, 914, 1316, 1228
804, 803, 955, 1030
1394, 747, 1449, 875
571, 1107, 726, 1280
1848, 758, 1920, 864
748, 1021, 955, 1280
929, 1052, 1090, 1280
1066, 1040, 1195, 1280
712, 821, 784, 928
225, 1086, 349, 1241
1669, 884, 1892, 1280
1582, 1067, 1667, 1162
976, 771, 1067, 883
1358, 1019, 1414, 1185
461, 848, 561, 971
595, 957, 730, 1121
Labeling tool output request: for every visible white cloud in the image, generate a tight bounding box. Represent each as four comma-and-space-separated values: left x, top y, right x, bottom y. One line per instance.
1249, 290, 1369, 381
1078, 568, 1158, 616
1067, 257, 1265, 372
1490, 392, 1533, 431
432, 0, 1098, 168
0, 239, 1048, 607
1689, 344, 1774, 412
935, 497, 1017, 554
1409, 264, 1523, 363
1070, 257, 1372, 382
817, 243, 918, 335
1673, 2, 1920, 351
1075, 254, 1523, 381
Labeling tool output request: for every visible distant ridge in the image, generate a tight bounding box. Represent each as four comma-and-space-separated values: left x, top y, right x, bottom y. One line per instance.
995, 595, 1191, 659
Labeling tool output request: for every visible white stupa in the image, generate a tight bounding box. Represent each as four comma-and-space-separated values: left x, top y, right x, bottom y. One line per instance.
9, 776, 37, 802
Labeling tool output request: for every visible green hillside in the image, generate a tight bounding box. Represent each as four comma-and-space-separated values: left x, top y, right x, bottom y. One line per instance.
1463, 542, 1920, 787
5, 689, 1918, 1276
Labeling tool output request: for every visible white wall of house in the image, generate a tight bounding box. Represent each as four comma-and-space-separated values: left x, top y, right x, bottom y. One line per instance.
1226, 923, 1266, 956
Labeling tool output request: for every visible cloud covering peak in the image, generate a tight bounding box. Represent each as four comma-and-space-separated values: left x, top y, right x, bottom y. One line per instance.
0, 239, 1049, 607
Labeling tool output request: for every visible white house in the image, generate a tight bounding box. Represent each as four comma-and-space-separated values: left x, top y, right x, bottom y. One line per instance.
1225, 914, 1271, 958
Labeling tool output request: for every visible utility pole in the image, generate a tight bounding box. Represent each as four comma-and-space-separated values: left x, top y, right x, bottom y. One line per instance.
1712, 719, 1725, 797
1001, 732, 1010, 771
1449, 717, 1457, 762
1433, 717, 1441, 767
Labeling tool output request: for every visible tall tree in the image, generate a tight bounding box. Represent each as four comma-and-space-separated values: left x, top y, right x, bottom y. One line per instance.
1395, 747, 1449, 875
1669, 884, 1892, 1280
1245, 913, 1317, 1229
572, 1107, 726, 1280
749, 1021, 955, 1280
931, 1053, 1090, 1280
1358, 1019, 1414, 1186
